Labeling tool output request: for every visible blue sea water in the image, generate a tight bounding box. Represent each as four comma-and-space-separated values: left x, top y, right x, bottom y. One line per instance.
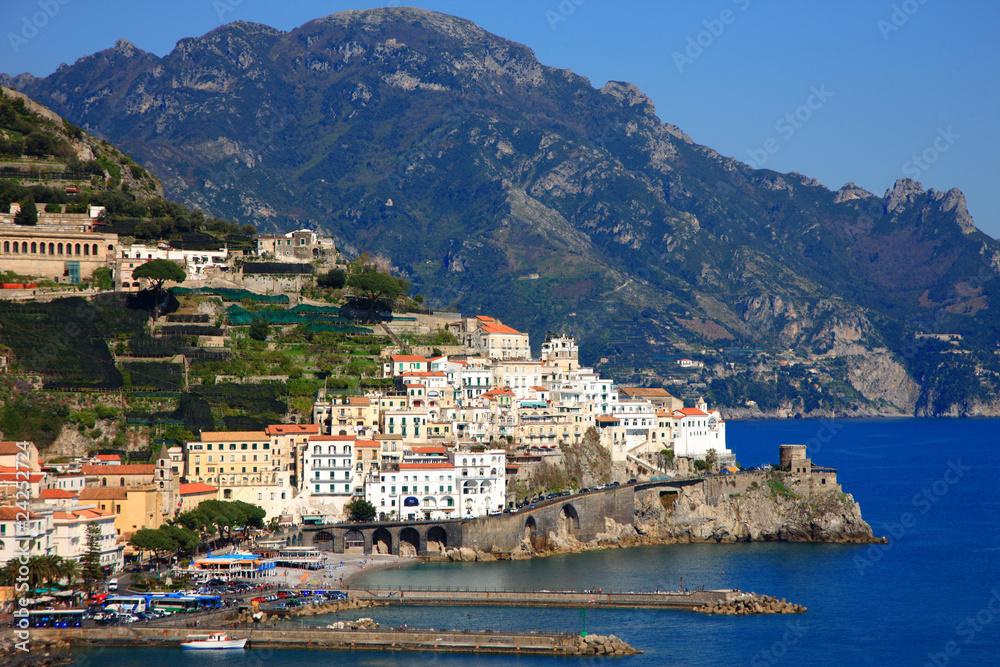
69, 419, 1000, 666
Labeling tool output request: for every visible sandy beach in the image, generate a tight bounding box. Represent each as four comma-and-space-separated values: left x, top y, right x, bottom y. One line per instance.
271, 552, 420, 589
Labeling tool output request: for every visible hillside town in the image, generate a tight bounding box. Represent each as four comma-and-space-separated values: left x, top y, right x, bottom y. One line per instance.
0, 207, 735, 577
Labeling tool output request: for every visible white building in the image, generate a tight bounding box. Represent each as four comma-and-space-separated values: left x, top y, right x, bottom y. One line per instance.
50, 506, 124, 572
303, 435, 356, 513
452, 449, 506, 517
366, 461, 458, 521
671, 399, 731, 460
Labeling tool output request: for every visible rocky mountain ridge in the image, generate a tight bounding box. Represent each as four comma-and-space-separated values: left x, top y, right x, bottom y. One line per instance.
6, 7, 1000, 415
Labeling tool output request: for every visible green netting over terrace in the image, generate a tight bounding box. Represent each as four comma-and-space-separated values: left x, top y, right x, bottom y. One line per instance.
170, 286, 289, 304
225, 303, 352, 326
304, 323, 374, 334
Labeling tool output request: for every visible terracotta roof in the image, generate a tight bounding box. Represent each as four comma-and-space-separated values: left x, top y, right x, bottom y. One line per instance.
198, 431, 267, 442
81, 464, 154, 476
675, 408, 709, 417
390, 355, 427, 363
531, 386, 548, 391
620, 387, 676, 398
480, 322, 524, 335
595, 416, 620, 424
309, 435, 356, 442
411, 446, 446, 454
265, 424, 319, 435
475, 315, 495, 322
0, 441, 32, 455
39, 489, 78, 499
79, 487, 128, 500
0, 471, 44, 482
347, 397, 371, 405
399, 462, 454, 470
95, 454, 121, 462
356, 440, 380, 448
179, 482, 218, 495
0, 506, 40, 520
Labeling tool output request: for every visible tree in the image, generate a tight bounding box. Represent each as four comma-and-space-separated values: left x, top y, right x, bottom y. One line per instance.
129, 527, 178, 561
81, 523, 105, 593
706, 448, 718, 472
347, 270, 403, 322
133, 259, 185, 320
14, 198, 37, 225
240, 224, 257, 238
248, 316, 270, 341
345, 498, 377, 522
92, 266, 113, 291
317, 268, 347, 289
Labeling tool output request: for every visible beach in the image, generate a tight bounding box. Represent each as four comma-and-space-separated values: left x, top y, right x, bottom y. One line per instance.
271, 553, 419, 589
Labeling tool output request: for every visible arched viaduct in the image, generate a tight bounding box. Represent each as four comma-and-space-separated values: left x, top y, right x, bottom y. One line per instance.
298, 484, 637, 556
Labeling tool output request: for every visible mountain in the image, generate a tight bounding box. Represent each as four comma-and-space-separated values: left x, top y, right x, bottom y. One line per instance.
6, 8, 1000, 416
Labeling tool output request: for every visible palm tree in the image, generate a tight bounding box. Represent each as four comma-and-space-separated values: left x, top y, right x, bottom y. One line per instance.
58, 558, 80, 589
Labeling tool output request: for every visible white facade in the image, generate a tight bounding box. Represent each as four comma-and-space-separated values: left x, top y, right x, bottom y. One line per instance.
452, 450, 507, 517
303, 436, 356, 504
672, 407, 731, 459
51, 508, 124, 572
366, 462, 458, 521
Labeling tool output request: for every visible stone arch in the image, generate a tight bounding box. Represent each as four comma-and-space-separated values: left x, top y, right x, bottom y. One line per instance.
559, 503, 580, 538
399, 527, 420, 556
344, 530, 364, 553
314, 530, 334, 548
372, 527, 392, 555
524, 515, 539, 550
426, 525, 447, 551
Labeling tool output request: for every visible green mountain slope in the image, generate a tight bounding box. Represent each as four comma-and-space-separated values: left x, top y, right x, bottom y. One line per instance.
6, 8, 1000, 416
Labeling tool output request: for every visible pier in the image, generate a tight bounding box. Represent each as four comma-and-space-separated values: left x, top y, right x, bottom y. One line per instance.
346, 586, 738, 609
18, 624, 637, 656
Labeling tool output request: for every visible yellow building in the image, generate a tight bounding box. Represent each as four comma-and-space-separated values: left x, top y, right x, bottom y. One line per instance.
79, 485, 163, 538
177, 482, 219, 514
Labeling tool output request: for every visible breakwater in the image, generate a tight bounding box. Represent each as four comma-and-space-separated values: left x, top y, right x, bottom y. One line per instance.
348, 587, 737, 609
12, 625, 637, 656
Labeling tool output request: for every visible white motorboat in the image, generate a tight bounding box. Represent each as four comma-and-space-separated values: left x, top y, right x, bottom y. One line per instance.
180, 632, 248, 650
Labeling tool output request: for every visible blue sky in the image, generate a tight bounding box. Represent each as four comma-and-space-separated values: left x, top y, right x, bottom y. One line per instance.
2, 0, 998, 238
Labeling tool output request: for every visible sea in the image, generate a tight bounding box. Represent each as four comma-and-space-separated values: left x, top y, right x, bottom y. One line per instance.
68, 418, 1000, 666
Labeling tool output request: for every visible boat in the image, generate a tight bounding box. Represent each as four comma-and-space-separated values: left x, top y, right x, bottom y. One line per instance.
180, 632, 248, 650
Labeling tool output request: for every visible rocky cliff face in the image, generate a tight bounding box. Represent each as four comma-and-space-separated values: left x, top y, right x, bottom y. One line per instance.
6, 8, 1000, 415
632, 483, 880, 544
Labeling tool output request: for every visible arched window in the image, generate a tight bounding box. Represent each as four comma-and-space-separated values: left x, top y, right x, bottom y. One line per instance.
101, 478, 107, 487
48, 243, 54, 254
344, 445, 351, 455
39, 243, 45, 255
92, 244, 98, 255
75, 243, 81, 255
57, 243, 63, 255
119, 477, 125, 486
11, 242, 17, 254
2, 241, 7, 252
21, 242, 27, 253
30, 242, 36, 253
328, 445, 336, 454
314, 446, 321, 454
83, 244, 89, 256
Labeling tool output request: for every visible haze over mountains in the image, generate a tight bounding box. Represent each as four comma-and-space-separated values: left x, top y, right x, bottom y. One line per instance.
5, 7, 1000, 416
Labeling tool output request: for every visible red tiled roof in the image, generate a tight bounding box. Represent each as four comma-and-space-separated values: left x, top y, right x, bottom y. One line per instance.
0, 441, 32, 455
39, 489, 78, 499
309, 435, 356, 442
199, 431, 267, 441
412, 446, 446, 454
676, 408, 709, 417
475, 315, 495, 322
95, 454, 121, 462
179, 482, 218, 495
391, 355, 427, 363
81, 464, 154, 476
265, 424, 319, 435
356, 440, 380, 448
0, 471, 44, 482
79, 488, 128, 500
480, 322, 524, 335
0, 506, 40, 520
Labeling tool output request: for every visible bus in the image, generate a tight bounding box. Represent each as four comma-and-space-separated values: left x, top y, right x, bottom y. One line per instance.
28, 609, 86, 628
148, 595, 222, 613
102, 596, 147, 613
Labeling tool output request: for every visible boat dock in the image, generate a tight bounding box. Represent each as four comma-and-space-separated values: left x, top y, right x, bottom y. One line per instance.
346, 587, 737, 609
18, 624, 636, 656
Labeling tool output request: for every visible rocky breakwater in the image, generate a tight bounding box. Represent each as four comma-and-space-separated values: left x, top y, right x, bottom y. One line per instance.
240, 598, 388, 622
438, 546, 498, 562
0, 638, 72, 667
632, 473, 887, 545
572, 633, 640, 656
695, 593, 806, 616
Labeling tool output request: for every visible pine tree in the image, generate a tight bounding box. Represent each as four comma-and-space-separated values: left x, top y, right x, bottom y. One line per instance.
13, 198, 37, 226
82, 522, 104, 593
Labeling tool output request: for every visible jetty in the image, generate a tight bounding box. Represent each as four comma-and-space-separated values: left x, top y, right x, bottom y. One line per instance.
17, 625, 638, 656
346, 586, 743, 609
